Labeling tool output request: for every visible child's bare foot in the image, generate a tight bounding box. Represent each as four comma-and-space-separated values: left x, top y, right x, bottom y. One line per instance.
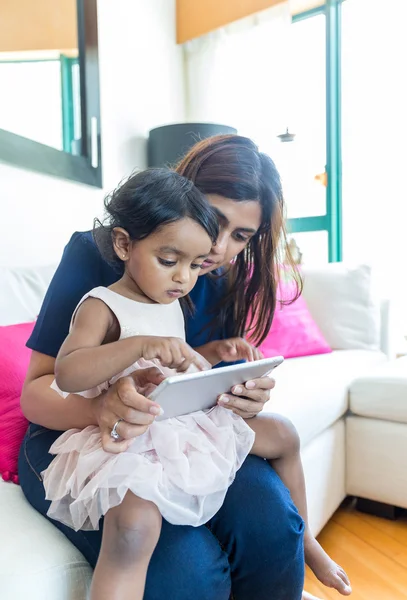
305, 535, 352, 595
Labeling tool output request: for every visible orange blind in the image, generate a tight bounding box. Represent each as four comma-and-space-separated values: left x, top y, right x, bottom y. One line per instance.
177, 0, 325, 43
0, 0, 77, 53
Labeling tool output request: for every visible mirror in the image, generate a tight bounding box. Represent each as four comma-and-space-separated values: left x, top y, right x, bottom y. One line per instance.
0, 0, 102, 187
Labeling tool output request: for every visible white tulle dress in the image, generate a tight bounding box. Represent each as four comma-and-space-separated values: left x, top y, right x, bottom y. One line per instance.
42, 287, 255, 531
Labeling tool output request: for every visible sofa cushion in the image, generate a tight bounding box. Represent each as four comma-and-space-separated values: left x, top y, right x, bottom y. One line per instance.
265, 349, 388, 446
0, 322, 34, 482
349, 356, 407, 422
0, 265, 55, 326
257, 277, 331, 359
301, 263, 381, 351
0, 481, 92, 599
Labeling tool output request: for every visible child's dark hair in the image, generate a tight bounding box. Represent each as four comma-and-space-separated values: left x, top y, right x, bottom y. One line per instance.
94, 168, 219, 271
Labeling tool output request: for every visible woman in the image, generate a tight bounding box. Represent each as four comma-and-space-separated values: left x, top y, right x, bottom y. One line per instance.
19, 135, 306, 600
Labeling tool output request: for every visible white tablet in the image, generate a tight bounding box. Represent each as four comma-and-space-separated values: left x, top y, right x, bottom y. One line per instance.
149, 356, 283, 421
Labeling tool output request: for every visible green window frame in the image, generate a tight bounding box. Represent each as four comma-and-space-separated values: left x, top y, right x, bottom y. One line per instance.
288, 0, 343, 263
60, 55, 79, 154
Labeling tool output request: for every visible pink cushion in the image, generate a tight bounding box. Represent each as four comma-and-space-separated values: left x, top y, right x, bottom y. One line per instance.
257, 279, 331, 359
0, 322, 34, 483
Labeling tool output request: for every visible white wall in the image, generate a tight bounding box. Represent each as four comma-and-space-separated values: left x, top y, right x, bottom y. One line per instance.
0, 0, 185, 268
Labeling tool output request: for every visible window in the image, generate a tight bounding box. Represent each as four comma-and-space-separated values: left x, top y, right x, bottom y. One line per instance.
183, 0, 343, 265
275, 13, 327, 221
285, 2, 342, 264
0, 55, 80, 154
259, 2, 342, 265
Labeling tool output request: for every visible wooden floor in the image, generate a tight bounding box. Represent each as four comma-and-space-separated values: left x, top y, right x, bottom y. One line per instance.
304, 501, 407, 599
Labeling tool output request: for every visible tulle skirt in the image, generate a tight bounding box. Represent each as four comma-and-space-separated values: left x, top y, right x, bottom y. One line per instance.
42, 406, 255, 531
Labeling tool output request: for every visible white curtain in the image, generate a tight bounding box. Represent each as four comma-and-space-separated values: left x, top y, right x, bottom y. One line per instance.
183, 2, 293, 151
342, 0, 407, 332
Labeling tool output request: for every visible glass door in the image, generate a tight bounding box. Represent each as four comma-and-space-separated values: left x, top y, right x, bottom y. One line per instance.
282, 9, 329, 264
264, 1, 342, 265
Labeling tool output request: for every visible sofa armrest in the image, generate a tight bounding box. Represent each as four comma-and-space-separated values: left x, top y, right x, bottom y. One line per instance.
380, 299, 392, 358
380, 299, 407, 359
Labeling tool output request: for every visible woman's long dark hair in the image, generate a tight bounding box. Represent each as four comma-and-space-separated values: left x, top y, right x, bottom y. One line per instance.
176, 135, 302, 345
93, 168, 219, 270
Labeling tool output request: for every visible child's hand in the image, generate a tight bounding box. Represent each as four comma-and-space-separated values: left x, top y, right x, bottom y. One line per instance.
139, 336, 207, 372
215, 338, 264, 363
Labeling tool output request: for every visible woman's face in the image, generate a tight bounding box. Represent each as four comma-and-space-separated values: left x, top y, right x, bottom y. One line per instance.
200, 195, 262, 275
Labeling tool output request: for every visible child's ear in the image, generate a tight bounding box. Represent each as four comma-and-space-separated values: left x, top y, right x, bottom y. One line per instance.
112, 227, 131, 261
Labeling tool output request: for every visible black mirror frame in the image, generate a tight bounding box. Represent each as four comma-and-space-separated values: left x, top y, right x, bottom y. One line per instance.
0, 0, 102, 188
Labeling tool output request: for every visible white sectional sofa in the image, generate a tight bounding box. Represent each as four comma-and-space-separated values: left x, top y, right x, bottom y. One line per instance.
0, 262, 395, 599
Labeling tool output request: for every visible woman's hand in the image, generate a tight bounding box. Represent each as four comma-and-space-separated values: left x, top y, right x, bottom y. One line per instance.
217, 375, 276, 419
196, 337, 263, 366
92, 366, 165, 453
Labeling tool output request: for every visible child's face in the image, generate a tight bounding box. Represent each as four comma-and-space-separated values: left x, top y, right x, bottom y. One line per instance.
119, 218, 212, 304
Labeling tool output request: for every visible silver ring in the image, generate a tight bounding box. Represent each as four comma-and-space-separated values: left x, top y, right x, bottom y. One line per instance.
110, 418, 123, 440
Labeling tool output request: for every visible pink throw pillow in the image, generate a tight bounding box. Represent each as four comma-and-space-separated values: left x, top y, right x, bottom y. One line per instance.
0, 322, 34, 483
257, 279, 331, 360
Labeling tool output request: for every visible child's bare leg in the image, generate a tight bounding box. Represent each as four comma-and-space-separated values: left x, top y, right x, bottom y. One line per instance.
91, 492, 162, 600
248, 414, 351, 596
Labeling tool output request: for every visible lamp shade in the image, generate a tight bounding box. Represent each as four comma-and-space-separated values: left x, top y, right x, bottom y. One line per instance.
147, 123, 237, 168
